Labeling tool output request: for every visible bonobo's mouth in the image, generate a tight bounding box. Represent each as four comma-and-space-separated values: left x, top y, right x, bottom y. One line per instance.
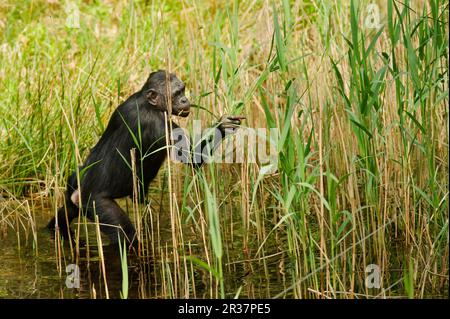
176, 109, 190, 117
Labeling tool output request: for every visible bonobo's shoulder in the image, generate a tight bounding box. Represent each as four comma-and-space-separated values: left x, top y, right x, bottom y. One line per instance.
112, 91, 147, 119
118, 91, 145, 110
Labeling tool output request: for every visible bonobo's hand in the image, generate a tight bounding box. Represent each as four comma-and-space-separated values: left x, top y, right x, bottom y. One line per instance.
218, 115, 246, 133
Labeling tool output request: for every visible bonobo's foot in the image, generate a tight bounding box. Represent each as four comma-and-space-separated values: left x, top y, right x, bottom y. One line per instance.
46, 224, 86, 247
47, 217, 72, 240
128, 240, 141, 255
218, 115, 246, 133
110, 236, 140, 255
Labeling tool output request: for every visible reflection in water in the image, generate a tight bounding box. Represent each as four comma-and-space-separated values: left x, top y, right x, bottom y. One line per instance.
0, 211, 291, 299
72, 246, 150, 299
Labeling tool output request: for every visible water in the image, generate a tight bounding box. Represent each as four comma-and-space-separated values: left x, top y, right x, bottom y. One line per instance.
2, 208, 446, 299
0, 209, 292, 299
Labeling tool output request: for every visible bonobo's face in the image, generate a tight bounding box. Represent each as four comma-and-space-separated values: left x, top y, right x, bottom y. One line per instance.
144, 70, 190, 117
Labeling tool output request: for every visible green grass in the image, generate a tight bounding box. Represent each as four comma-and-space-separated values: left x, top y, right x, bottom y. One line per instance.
0, 0, 448, 298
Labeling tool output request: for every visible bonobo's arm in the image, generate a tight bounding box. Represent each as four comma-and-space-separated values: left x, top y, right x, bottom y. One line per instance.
171, 115, 245, 169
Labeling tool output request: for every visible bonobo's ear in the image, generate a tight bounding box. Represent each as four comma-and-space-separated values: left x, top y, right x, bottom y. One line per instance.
146, 89, 159, 106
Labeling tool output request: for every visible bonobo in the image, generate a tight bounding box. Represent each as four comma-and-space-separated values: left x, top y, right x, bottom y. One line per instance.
47, 70, 244, 247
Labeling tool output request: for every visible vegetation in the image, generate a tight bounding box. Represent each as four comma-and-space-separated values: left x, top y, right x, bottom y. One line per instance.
0, 0, 448, 298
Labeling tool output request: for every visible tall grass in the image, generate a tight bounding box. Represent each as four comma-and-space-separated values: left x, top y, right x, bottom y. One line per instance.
0, 0, 448, 298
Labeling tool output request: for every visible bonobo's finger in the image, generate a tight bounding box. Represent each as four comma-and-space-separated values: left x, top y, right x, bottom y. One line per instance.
221, 115, 246, 126
225, 120, 241, 125
227, 115, 246, 120
226, 116, 246, 125
220, 115, 246, 121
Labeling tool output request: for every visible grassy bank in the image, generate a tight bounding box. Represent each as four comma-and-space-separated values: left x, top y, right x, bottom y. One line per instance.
0, 0, 448, 298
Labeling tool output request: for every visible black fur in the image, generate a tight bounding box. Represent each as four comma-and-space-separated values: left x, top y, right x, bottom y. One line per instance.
47, 70, 240, 248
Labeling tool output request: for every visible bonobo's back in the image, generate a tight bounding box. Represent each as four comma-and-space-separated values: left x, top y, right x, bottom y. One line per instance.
79, 90, 171, 197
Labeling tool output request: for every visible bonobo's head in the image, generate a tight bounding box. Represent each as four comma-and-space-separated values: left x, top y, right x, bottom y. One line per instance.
142, 70, 190, 117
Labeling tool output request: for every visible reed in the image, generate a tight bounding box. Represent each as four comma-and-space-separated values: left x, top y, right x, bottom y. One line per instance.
0, 0, 447, 298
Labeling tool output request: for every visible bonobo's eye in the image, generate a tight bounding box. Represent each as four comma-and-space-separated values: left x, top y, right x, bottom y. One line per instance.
172, 85, 185, 98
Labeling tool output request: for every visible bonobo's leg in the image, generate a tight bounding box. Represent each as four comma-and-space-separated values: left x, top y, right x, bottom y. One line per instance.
86, 196, 137, 246
48, 172, 80, 239
47, 194, 79, 240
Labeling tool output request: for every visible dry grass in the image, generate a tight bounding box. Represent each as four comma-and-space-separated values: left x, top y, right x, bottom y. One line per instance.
0, 0, 448, 298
